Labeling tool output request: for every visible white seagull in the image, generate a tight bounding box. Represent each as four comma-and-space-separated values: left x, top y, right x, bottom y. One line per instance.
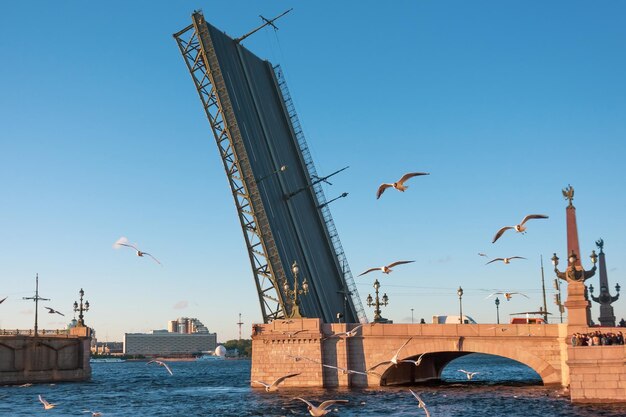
323, 324, 365, 339
281, 329, 308, 338
492, 214, 549, 243
322, 363, 380, 378
358, 260, 415, 276
367, 337, 413, 372
147, 360, 173, 376
38, 395, 58, 410
458, 369, 480, 380
295, 398, 349, 417
400, 351, 428, 367
376, 172, 429, 199
410, 390, 431, 417
252, 372, 300, 392
113, 237, 161, 265
82, 411, 103, 417
44, 307, 65, 316
485, 256, 526, 265
485, 291, 529, 301
287, 355, 379, 378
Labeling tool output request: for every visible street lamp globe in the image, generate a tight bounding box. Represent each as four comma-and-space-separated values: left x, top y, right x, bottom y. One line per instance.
457, 286, 463, 298
292, 261, 299, 276
551, 253, 559, 267
590, 250, 598, 265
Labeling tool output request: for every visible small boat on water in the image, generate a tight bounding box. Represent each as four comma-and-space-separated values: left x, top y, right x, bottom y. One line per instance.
196, 345, 227, 361
90, 358, 125, 363
196, 354, 225, 361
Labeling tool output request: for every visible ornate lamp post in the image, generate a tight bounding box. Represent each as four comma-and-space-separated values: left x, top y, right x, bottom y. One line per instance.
588, 239, 621, 326
495, 297, 500, 324
552, 250, 597, 325
552, 251, 597, 282
257, 164, 287, 183
366, 279, 389, 323
283, 261, 309, 318
457, 286, 464, 324
73, 288, 90, 327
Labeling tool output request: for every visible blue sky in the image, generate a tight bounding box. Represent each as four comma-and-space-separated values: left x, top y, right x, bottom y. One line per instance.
1, 1, 625, 342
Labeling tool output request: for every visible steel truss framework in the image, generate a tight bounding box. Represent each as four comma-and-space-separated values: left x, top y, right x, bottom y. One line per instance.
173, 14, 286, 322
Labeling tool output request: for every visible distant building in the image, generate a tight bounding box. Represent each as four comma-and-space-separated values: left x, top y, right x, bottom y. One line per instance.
123, 317, 216, 356
167, 320, 178, 333
175, 317, 210, 334
124, 331, 217, 356
92, 341, 123, 355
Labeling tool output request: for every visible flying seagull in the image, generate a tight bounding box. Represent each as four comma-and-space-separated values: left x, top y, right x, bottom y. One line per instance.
281, 329, 308, 338
358, 260, 415, 276
485, 256, 526, 265
367, 337, 413, 371
295, 398, 349, 416
458, 369, 480, 380
0, 296, 7, 304
113, 237, 161, 265
322, 363, 380, 378
376, 172, 429, 199
253, 373, 300, 392
400, 351, 428, 367
410, 390, 431, 417
492, 214, 549, 243
287, 355, 379, 377
323, 324, 365, 339
38, 395, 58, 410
486, 291, 529, 301
44, 307, 65, 316
147, 360, 173, 376
478, 253, 488, 258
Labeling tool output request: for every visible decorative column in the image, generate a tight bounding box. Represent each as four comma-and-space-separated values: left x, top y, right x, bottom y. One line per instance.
589, 239, 620, 327
552, 185, 597, 327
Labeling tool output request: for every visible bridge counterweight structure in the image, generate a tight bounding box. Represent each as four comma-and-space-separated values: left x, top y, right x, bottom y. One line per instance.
173, 12, 365, 324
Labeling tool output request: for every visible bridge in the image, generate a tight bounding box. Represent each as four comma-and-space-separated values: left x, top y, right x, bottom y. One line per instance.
252, 319, 567, 386
173, 12, 626, 403
251, 318, 626, 404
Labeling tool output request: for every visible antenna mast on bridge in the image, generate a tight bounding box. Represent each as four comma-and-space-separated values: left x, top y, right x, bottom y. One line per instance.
235, 9, 293, 44
22, 274, 50, 337
237, 313, 243, 340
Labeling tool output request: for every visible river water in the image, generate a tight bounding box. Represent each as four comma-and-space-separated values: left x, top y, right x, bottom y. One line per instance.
1, 354, 624, 416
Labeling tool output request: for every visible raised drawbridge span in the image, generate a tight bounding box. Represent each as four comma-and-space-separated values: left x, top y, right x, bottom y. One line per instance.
173, 12, 365, 324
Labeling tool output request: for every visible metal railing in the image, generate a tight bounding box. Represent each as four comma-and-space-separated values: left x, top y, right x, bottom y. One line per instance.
273, 65, 367, 323
0, 329, 70, 336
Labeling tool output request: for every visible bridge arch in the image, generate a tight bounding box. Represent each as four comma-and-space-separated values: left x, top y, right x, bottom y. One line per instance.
373, 338, 559, 386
